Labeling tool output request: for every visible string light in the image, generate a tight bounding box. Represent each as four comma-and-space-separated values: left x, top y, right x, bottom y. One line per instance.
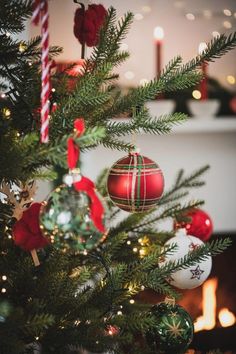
186, 13, 195, 21
1, 93, 6, 98
51, 88, 56, 92
117, 311, 123, 315
127, 240, 131, 245
83, 250, 88, 256
139, 248, 146, 257
2, 276, 7, 281
192, 90, 201, 100
3, 108, 11, 118
227, 75, 235, 85
19, 42, 27, 53
141, 285, 145, 291
223, 21, 232, 29
133, 247, 138, 253
35, 337, 39, 341
223, 9, 232, 17
1, 288, 6, 293
129, 299, 135, 304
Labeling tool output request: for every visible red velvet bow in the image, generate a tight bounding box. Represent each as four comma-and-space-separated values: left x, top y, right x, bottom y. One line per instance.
67, 118, 85, 170
74, 176, 105, 233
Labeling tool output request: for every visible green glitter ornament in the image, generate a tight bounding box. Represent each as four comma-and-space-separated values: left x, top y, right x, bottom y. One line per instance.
40, 183, 107, 255
146, 302, 194, 353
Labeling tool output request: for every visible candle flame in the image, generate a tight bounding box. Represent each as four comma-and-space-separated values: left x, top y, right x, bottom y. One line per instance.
154, 26, 164, 40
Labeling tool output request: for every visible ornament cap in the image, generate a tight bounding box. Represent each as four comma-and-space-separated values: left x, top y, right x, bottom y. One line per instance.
175, 228, 187, 237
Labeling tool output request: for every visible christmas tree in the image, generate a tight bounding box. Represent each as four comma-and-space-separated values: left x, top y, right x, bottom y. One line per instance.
0, 1, 236, 353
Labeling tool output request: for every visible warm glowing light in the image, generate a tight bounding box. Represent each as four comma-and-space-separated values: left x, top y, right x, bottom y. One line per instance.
134, 13, 144, 21
192, 90, 201, 100
19, 42, 27, 53
3, 108, 11, 118
51, 88, 56, 92
194, 278, 218, 332
186, 13, 195, 21
1, 288, 6, 293
133, 247, 138, 253
124, 71, 135, 80
219, 308, 236, 327
2, 276, 7, 281
199, 42, 207, 55
223, 9, 232, 17
153, 26, 164, 41
142, 5, 151, 13
117, 311, 123, 315
139, 248, 146, 257
212, 31, 220, 38
1, 93, 6, 98
227, 75, 235, 85
35, 337, 39, 340
127, 240, 131, 245
223, 20, 232, 29
129, 299, 135, 304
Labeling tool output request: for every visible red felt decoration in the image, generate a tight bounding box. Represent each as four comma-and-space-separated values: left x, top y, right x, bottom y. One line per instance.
13, 203, 48, 251
107, 153, 164, 212
174, 208, 213, 242
74, 4, 107, 47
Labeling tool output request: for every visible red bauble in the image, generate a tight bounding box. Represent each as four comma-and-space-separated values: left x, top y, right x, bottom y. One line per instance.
174, 208, 213, 242
13, 203, 49, 251
107, 153, 164, 212
74, 4, 107, 47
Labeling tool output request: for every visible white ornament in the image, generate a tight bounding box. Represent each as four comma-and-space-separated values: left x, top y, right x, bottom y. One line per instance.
161, 228, 212, 289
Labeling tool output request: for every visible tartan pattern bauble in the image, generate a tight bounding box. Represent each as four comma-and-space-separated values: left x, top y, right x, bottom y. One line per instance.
107, 153, 164, 212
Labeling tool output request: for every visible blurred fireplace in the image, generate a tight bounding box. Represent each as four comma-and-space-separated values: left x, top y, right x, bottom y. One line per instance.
137, 234, 236, 353
184, 233, 236, 353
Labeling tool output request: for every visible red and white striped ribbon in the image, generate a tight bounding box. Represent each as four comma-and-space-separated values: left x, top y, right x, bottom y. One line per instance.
32, 0, 50, 143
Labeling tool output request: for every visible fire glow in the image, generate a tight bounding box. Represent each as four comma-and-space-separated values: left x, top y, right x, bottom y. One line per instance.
194, 278, 236, 332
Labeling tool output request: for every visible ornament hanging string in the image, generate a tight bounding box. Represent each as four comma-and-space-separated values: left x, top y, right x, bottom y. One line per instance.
67, 119, 106, 233
32, 0, 50, 143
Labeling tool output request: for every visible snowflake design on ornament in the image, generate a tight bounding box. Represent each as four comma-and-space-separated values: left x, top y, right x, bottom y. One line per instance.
190, 265, 204, 280
163, 318, 185, 338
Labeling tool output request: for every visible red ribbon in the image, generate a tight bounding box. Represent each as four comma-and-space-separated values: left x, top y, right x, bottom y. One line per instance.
74, 176, 105, 233
67, 118, 85, 169
67, 118, 105, 234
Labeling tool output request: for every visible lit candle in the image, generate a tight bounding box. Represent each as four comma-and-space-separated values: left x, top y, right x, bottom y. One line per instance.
154, 26, 164, 78
199, 42, 208, 100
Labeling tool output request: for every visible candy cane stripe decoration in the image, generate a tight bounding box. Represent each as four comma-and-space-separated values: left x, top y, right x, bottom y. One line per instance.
32, 0, 50, 143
